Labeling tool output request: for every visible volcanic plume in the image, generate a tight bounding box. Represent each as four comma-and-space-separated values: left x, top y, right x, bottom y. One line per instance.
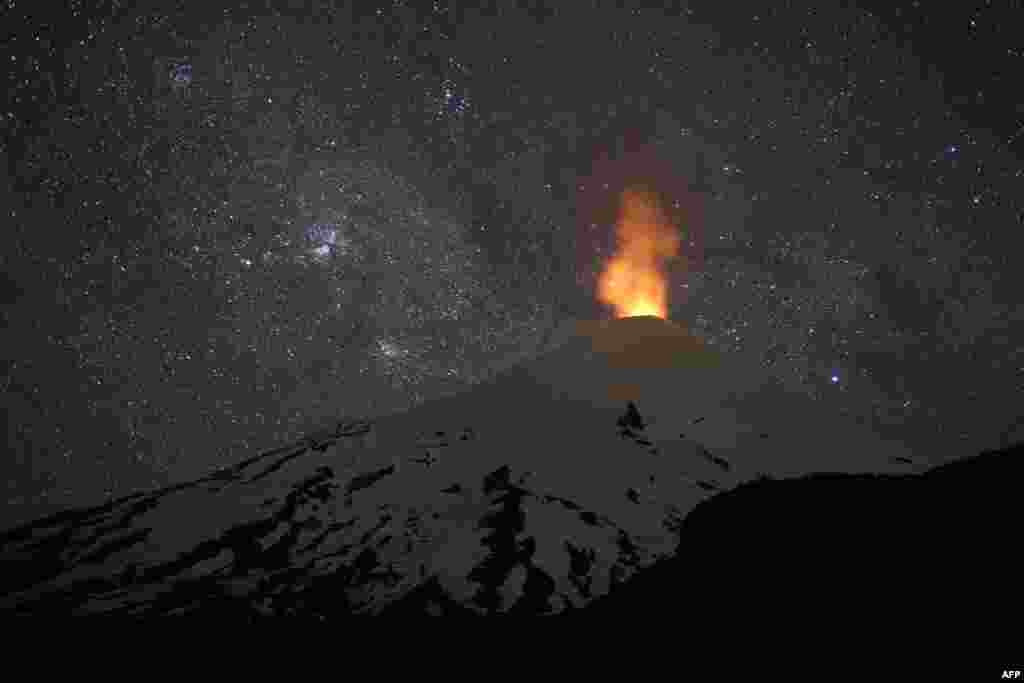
575, 129, 704, 320
577, 181, 712, 403
596, 188, 680, 319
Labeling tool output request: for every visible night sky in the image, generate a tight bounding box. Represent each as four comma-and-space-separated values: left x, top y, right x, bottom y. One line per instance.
2, 0, 1022, 531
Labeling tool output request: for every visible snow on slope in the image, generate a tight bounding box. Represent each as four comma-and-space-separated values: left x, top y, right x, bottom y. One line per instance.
0, 317, 925, 615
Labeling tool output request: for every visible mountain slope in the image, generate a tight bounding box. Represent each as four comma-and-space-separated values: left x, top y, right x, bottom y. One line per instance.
1, 317, 936, 615
581, 441, 1022, 622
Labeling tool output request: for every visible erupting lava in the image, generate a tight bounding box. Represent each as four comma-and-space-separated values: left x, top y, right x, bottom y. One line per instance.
596, 188, 681, 319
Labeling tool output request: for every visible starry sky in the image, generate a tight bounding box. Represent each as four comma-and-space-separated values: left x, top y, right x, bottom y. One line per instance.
2, 0, 1022, 531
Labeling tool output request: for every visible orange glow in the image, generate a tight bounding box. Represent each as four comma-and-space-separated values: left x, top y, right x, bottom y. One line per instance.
596, 189, 680, 319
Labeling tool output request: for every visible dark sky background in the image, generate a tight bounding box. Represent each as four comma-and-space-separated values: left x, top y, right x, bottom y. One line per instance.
2, 0, 1021, 532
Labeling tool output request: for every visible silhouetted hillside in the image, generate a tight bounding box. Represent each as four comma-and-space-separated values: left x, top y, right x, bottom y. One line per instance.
581, 440, 1022, 620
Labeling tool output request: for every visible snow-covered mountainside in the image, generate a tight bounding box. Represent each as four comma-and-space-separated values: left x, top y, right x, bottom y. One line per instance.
2, 317, 962, 616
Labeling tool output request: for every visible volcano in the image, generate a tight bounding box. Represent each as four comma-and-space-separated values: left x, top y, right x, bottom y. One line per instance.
2, 315, 1015, 618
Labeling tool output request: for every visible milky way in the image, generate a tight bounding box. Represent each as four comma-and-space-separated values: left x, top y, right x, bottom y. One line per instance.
2, 2, 1021, 530
223, 151, 534, 430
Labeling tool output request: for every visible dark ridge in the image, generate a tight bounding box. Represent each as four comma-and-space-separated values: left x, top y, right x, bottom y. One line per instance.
579, 441, 1023, 620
